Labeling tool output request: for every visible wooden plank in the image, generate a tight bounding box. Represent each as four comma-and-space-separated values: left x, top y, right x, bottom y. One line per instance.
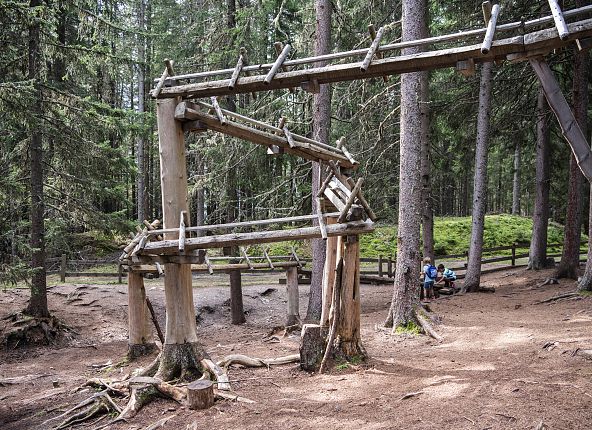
155, 20, 592, 99
323, 187, 347, 212
361, 26, 385, 72
154, 6, 592, 86
141, 220, 375, 255
315, 197, 328, 240
264, 43, 291, 84
481, 2, 500, 54
530, 58, 592, 182
175, 102, 356, 168
548, 0, 570, 40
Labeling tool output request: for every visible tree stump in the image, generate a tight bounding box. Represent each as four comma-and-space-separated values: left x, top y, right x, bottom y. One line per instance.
187, 380, 214, 410
299, 324, 326, 371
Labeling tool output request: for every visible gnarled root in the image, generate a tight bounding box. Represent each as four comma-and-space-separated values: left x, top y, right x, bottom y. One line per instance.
415, 311, 443, 343
115, 377, 186, 421
155, 342, 208, 381
2, 314, 75, 348
42, 390, 120, 430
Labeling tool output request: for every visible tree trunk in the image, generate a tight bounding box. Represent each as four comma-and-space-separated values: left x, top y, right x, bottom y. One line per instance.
155, 98, 207, 381
385, 0, 427, 328
136, 0, 147, 223
420, 70, 433, 261
26, 0, 49, 318
307, 0, 332, 322
511, 142, 521, 215
128, 271, 156, 358
529, 87, 551, 270
462, 62, 494, 293
579, 183, 592, 290
555, 41, 588, 279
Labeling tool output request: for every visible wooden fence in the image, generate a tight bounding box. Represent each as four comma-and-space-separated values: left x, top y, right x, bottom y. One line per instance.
46, 240, 588, 284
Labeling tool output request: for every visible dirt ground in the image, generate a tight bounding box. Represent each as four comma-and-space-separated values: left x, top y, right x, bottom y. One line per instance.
1, 267, 591, 430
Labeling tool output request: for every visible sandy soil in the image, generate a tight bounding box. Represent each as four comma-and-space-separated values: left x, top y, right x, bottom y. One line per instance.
1, 267, 591, 430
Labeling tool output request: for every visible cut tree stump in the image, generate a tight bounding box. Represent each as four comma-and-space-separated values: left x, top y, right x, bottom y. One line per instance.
187, 380, 214, 410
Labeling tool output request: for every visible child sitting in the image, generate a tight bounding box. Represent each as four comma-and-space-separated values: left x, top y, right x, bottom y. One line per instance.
422, 257, 437, 302
436, 263, 456, 289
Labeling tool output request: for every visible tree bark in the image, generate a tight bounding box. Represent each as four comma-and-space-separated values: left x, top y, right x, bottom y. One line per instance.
155, 98, 207, 381
385, 0, 427, 328
529, 87, 551, 270
307, 0, 331, 322
462, 62, 494, 293
136, 0, 147, 223
26, 0, 49, 318
555, 41, 588, 279
511, 142, 521, 215
128, 271, 156, 358
420, 70, 433, 261
579, 182, 592, 290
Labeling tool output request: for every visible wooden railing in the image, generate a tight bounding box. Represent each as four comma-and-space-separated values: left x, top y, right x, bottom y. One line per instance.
46, 255, 123, 283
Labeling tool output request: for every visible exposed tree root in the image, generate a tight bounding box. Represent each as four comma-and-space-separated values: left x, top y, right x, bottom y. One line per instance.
461, 285, 496, 294
155, 342, 208, 381
217, 354, 300, 369
415, 311, 443, 343
535, 291, 580, 304
1, 313, 75, 348
214, 389, 255, 403
41, 390, 120, 430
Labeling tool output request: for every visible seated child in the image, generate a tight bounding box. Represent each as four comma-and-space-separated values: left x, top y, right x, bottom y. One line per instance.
437, 263, 456, 288
422, 257, 437, 302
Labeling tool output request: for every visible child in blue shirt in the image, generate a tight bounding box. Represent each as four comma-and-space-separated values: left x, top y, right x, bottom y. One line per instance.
422, 257, 437, 302
437, 263, 456, 289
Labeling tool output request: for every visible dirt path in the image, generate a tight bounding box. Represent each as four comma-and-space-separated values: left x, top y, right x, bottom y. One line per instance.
1, 268, 591, 429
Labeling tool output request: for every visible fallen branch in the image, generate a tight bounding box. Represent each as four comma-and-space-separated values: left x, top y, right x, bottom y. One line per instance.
201, 358, 231, 391
144, 414, 177, 430
0, 373, 51, 386
214, 388, 255, 403
217, 353, 300, 369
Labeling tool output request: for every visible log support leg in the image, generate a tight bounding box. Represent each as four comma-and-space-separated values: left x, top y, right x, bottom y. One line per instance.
320, 216, 339, 327
128, 271, 156, 359
286, 266, 300, 326
229, 268, 245, 325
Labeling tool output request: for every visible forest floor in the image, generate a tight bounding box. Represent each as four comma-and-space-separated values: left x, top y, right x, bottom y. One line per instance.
1, 267, 591, 429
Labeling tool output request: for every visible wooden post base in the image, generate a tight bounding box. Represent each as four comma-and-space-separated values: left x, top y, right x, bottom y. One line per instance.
128, 342, 157, 359
187, 380, 215, 410
229, 268, 246, 325
299, 324, 327, 371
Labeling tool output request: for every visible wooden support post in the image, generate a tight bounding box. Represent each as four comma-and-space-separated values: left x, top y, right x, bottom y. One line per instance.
128, 271, 156, 358
60, 253, 67, 282
286, 266, 300, 326
315, 197, 328, 240
179, 210, 187, 253
530, 59, 592, 182
228, 50, 245, 91
146, 297, 165, 344
187, 380, 215, 410
283, 125, 296, 148
265, 43, 291, 84
118, 262, 123, 284
481, 2, 501, 54
204, 254, 214, 275
274, 42, 295, 93
320, 216, 339, 327
229, 267, 245, 325
511, 243, 516, 266
337, 178, 364, 223
482, 1, 492, 24
263, 248, 274, 269
336, 234, 363, 358
153, 63, 169, 98
240, 247, 254, 269
548, 0, 570, 40
368, 24, 389, 82
210, 96, 227, 125
387, 256, 393, 278
361, 26, 385, 72
378, 255, 383, 277
291, 246, 302, 268
164, 59, 175, 77
156, 97, 201, 371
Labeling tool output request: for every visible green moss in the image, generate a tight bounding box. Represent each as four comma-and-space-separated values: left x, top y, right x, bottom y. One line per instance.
394, 321, 421, 335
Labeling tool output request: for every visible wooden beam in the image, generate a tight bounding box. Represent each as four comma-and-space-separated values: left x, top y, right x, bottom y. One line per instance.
174, 102, 357, 168
275, 42, 295, 93
337, 178, 364, 223
530, 59, 592, 182
210, 96, 226, 125
155, 18, 592, 99
368, 24, 389, 82
183, 120, 208, 133
482, 1, 492, 25
301, 78, 320, 93
481, 2, 500, 54
315, 196, 328, 240
361, 26, 385, 72
264, 43, 291, 84
548, 0, 570, 40
282, 125, 296, 148
141, 220, 375, 255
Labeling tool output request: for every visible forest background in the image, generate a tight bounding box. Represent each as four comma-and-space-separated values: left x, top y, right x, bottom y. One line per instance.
0, 0, 589, 285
